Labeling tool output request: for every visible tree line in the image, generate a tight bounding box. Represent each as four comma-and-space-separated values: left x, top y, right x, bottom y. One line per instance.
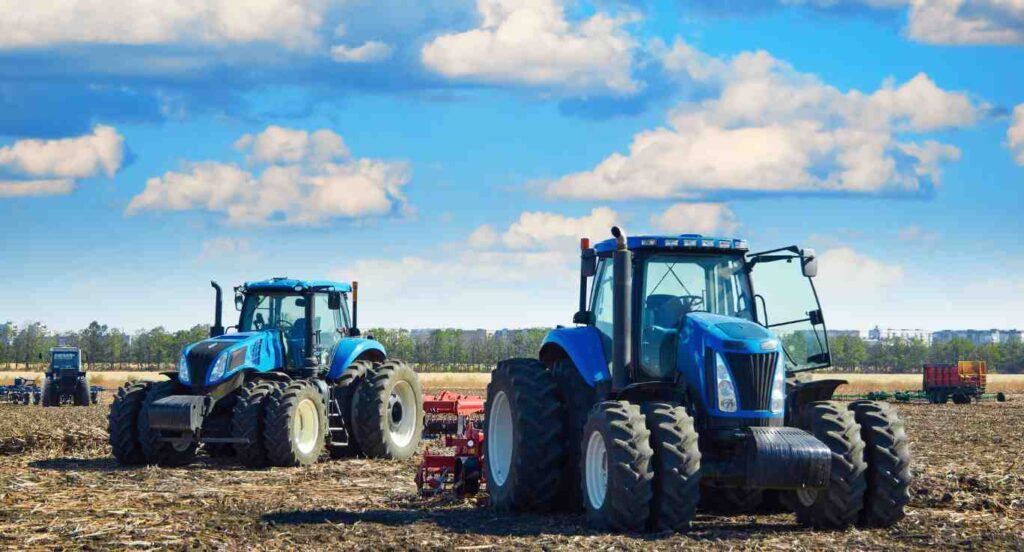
1, 320, 1021, 373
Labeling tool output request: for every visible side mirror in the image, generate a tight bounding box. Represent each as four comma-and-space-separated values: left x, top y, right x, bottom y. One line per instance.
573, 310, 595, 325
801, 248, 818, 278
328, 291, 342, 310
234, 292, 244, 311
581, 248, 597, 277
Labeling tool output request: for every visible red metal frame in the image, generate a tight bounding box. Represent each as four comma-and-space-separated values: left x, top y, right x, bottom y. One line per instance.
416, 392, 487, 496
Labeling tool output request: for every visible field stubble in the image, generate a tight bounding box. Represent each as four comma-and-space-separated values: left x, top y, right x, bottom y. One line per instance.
0, 385, 1021, 550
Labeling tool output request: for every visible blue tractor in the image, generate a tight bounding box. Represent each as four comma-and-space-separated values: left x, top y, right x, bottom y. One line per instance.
108, 277, 423, 467
41, 347, 95, 407
484, 228, 912, 532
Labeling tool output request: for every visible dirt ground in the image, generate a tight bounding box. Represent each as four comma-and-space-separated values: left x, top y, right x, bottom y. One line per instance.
0, 388, 1021, 551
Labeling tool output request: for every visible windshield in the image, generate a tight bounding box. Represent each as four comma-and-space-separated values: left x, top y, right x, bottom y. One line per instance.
239, 293, 307, 335
51, 351, 79, 370
642, 253, 754, 324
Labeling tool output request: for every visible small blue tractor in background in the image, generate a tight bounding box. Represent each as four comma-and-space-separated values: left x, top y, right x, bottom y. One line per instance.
108, 277, 423, 468
41, 347, 98, 406
484, 227, 912, 532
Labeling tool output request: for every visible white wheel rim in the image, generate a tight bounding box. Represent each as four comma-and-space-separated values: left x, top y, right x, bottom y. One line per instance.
585, 431, 608, 510
387, 380, 417, 448
488, 391, 513, 487
796, 488, 818, 506
293, 398, 320, 455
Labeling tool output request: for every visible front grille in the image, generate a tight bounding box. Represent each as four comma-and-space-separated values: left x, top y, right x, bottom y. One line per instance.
725, 352, 778, 411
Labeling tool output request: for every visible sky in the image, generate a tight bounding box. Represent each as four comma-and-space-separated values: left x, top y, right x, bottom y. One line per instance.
0, 0, 1022, 334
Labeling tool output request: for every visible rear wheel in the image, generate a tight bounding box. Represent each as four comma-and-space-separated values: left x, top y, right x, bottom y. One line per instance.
485, 358, 564, 513
264, 380, 328, 467
788, 401, 866, 529
644, 402, 700, 532
352, 360, 423, 460
74, 377, 91, 406
551, 358, 596, 512
108, 382, 150, 465
849, 401, 912, 527
40, 379, 54, 407
231, 380, 280, 467
328, 361, 374, 458
139, 380, 198, 467
581, 400, 654, 532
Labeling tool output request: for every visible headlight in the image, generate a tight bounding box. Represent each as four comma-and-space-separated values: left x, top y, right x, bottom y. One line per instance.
715, 352, 738, 413
178, 352, 190, 384
209, 354, 228, 382
771, 352, 786, 412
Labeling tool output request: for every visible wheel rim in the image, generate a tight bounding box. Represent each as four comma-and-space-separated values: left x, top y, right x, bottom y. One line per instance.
387, 380, 417, 448
293, 398, 320, 455
796, 488, 818, 506
585, 430, 608, 510
488, 391, 513, 487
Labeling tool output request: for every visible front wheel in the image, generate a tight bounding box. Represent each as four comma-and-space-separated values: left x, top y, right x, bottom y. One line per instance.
264, 380, 328, 467
581, 400, 654, 532
138, 381, 198, 467
849, 401, 912, 527
40, 379, 54, 407
108, 382, 150, 465
352, 360, 423, 460
74, 377, 91, 406
644, 402, 700, 532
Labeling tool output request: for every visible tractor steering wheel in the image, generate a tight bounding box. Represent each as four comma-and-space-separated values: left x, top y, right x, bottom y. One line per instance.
679, 295, 704, 313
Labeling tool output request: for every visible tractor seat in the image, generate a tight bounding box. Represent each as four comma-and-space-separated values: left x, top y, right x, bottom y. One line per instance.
647, 294, 687, 329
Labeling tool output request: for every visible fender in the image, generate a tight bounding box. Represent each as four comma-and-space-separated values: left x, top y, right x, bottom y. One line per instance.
539, 326, 608, 387
328, 337, 387, 380
785, 378, 847, 427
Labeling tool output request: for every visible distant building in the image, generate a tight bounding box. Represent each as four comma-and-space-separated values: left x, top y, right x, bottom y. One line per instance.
867, 327, 931, 342
828, 329, 862, 339
932, 329, 1021, 345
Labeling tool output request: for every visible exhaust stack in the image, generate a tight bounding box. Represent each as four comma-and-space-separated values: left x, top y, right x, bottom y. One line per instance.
210, 281, 225, 337
611, 226, 631, 391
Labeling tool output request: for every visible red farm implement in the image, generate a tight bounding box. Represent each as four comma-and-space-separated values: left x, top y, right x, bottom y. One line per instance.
417, 392, 486, 497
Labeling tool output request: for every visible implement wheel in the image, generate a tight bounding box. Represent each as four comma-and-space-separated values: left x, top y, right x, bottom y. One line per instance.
787, 401, 866, 529
849, 401, 912, 527
139, 381, 197, 467
352, 360, 423, 460
232, 380, 281, 467
581, 400, 653, 532
108, 382, 150, 465
485, 358, 564, 513
264, 380, 328, 467
644, 402, 700, 532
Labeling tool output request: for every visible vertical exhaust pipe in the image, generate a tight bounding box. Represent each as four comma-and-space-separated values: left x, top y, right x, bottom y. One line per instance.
611, 227, 631, 391
578, 238, 590, 316
351, 281, 360, 336
210, 281, 225, 337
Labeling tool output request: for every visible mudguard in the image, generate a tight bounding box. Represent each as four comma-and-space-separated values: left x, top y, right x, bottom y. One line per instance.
327, 337, 387, 379
785, 378, 847, 426
539, 326, 608, 386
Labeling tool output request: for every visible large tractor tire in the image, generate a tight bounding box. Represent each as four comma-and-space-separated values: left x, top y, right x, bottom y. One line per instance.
581, 400, 654, 532
352, 360, 423, 460
231, 380, 281, 468
644, 402, 701, 532
40, 379, 55, 407
551, 357, 597, 512
700, 487, 764, 514
73, 377, 91, 406
849, 401, 912, 527
328, 360, 375, 459
264, 379, 328, 467
788, 401, 866, 529
485, 358, 564, 513
139, 380, 198, 467
108, 382, 151, 465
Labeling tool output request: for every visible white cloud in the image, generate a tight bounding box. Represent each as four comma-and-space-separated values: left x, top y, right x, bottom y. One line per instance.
0, 126, 124, 178
650, 203, 739, 235
897, 225, 939, 242
546, 43, 980, 200
0, 179, 76, 198
1010, 103, 1024, 165
813, 247, 907, 329
906, 0, 1024, 45
499, 207, 618, 249
421, 0, 640, 94
0, 0, 327, 50
467, 224, 499, 248
331, 41, 394, 63
127, 126, 410, 226
0, 126, 125, 198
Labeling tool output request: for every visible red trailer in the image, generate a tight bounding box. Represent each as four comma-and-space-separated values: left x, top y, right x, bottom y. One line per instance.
923, 361, 987, 404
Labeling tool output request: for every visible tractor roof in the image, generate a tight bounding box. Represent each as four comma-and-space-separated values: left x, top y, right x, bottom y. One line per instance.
242, 277, 352, 293
593, 234, 749, 255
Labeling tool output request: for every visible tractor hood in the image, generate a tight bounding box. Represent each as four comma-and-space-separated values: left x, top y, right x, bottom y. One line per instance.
684, 312, 780, 355
179, 330, 282, 389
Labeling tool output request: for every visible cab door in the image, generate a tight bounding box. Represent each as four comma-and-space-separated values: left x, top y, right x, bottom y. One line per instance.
747, 247, 830, 371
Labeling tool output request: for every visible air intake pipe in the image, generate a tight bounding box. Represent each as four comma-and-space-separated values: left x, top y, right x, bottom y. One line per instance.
210, 281, 225, 337
611, 226, 631, 391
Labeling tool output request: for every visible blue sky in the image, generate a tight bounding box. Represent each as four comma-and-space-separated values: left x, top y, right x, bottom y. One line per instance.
0, 0, 1022, 333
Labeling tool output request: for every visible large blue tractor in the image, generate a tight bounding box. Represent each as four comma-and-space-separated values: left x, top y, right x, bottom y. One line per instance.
484, 228, 912, 532
108, 277, 423, 467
